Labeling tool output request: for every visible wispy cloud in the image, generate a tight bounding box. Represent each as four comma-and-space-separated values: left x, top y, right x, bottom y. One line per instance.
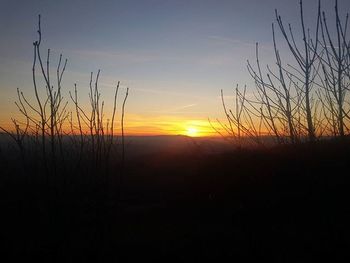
208, 35, 273, 51
62, 46, 242, 68
147, 103, 202, 114
208, 35, 255, 47
131, 87, 211, 101
218, 92, 256, 101
62, 48, 180, 64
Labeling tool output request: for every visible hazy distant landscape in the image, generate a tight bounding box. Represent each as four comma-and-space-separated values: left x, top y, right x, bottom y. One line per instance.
2, 132, 350, 261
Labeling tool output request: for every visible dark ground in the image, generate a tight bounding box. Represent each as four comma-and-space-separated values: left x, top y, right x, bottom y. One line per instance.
1, 137, 350, 262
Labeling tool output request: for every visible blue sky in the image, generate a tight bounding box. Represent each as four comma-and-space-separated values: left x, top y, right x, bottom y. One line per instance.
1, 0, 349, 135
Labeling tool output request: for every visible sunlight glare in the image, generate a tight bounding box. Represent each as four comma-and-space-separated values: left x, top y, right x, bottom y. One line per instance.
186, 127, 198, 137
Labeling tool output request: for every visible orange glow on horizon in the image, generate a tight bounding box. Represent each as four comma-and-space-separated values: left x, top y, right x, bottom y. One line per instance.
118, 114, 219, 137
0, 113, 221, 137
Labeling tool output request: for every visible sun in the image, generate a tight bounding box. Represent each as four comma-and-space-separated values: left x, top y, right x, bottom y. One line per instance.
186, 127, 198, 137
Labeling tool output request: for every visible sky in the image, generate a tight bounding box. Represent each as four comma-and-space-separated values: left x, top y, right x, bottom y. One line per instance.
1, 0, 349, 136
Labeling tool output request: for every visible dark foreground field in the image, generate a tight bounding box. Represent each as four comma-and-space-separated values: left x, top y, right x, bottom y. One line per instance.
1, 136, 350, 261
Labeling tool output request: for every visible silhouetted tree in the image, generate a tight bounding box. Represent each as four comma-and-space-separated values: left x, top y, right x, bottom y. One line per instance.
215, 0, 350, 145
0, 15, 129, 188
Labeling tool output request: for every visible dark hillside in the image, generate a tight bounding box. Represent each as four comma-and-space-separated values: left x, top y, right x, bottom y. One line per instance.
2, 138, 350, 261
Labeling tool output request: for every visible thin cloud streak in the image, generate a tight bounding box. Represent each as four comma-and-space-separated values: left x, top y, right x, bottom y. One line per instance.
208, 35, 273, 51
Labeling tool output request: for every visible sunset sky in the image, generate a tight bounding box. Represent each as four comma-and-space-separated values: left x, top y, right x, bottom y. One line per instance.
1, 0, 349, 136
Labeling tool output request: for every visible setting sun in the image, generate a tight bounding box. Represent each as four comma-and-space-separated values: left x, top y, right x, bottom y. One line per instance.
186, 127, 198, 137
